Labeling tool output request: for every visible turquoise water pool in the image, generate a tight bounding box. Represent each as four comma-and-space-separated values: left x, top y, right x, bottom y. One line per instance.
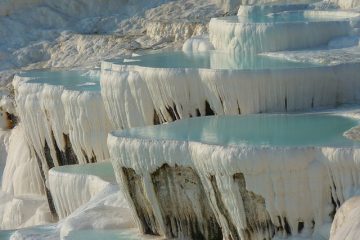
116, 114, 360, 147
0, 225, 57, 240
64, 229, 156, 240
0, 230, 14, 240
116, 51, 316, 70
19, 70, 100, 92
52, 162, 116, 183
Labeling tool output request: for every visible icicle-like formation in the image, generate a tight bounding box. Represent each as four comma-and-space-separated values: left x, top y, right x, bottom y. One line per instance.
1, 124, 44, 196
101, 65, 208, 128
100, 70, 155, 129
108, 123, 360, 239
61, 90, 111, 164
13, 74, 112, 216
49, 162, 115, 219
0, 125, 52, 230
209, 12, 353, 55
13, 75, 111, 168
101, 61, 360, 127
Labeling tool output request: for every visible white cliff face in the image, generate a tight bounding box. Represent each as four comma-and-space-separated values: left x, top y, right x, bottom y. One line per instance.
101, 58, 360, 128
108, 114, 360, 239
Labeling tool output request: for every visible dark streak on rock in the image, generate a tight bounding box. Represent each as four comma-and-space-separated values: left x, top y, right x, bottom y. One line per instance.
196, 108, 201, 117
166, 105, 177, 121
52, 132, 79, 166
233, 173, 274, 239
153, 110, 161, 125
298, 221, 304, 233
283, 217, 291, 235
330, 188, 338, 220
237, 101, 241, 115
151, 164, 222, 240
62, 134, 79, 165
311, 97, 314, 109
122, 167, 160, 235
33, 150, 58, 218
81, 149, 96, 164
210, 175, 240, 240
5, 112, 17, 129
205, 101, 215, 116
43, 141, 55, 170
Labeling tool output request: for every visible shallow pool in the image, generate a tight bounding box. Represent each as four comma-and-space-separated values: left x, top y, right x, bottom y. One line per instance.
52, 162, 115, 183
116, 114, 360, 147
64, 229, 157, 240
115, 51, 316, 70
18, 70, 100, 92
0, 230, 14, 239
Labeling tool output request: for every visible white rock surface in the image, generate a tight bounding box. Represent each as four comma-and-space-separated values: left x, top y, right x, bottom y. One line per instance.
0, 130, 10, 183
330, 0, 360, 9
182, 36, 215, 52
49, 162, 116, 219
2, 161, 135, 239
330, 196, 360, 240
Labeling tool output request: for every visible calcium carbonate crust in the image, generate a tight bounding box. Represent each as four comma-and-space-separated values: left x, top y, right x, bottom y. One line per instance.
108, 130, 360, 240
